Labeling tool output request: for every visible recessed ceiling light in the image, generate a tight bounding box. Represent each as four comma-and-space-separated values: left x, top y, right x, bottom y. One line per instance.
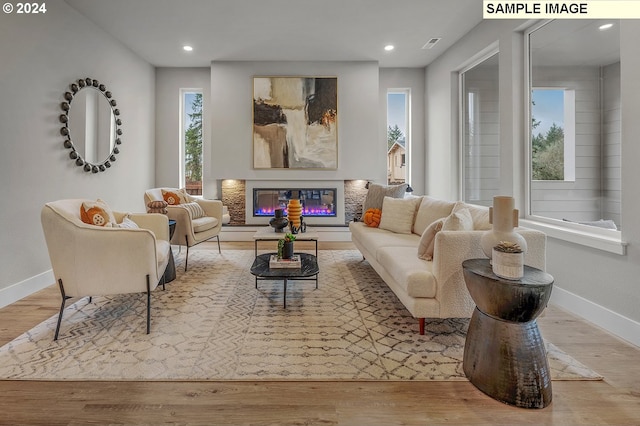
599, 23, 613, 31
183, 45, 193, 52
384, 45, 395, 51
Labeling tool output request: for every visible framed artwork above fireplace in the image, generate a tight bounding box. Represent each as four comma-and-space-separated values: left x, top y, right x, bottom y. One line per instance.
253, 76, 337, 169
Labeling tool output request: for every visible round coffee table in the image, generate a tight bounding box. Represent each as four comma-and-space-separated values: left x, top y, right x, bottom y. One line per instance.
250, 252, 319, 308
462, 258, 554, 408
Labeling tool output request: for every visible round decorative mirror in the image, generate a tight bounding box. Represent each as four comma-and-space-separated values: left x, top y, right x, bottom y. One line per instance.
59, 78, 122, 173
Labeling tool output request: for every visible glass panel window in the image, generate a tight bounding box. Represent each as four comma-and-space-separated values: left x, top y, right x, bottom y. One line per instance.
181, 90, 203, 195
528, 20, 621, 230
460, 51, 500, 207
387, 90, 410, 185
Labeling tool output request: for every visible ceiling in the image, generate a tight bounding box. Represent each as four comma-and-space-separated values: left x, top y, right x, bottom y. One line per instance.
64, 0, 483, 68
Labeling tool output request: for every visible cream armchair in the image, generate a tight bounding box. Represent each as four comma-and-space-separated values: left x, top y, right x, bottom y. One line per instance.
41, 199, 171, 340
144, 188, 223, 271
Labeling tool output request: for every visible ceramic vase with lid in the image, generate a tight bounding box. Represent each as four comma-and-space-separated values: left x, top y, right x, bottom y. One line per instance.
480, 196, 527, 261
269, 209, 289, 233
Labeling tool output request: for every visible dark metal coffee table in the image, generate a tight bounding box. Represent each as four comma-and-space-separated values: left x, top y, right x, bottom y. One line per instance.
250, 252, 319, 308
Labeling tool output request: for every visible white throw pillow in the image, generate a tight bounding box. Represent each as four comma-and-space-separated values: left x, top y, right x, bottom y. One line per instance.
378, 196, 420, 234
442, 208, 474, 231
115, 215, 139, 229
452, 202, 491, 230
417, 218, 444, 261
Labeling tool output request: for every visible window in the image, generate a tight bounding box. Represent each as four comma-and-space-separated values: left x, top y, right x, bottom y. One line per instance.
460, 51, 500, 207
387, 90, 410, 185
181, 90, 203, 195
527, 20, 621, 235
531, 88, 575, 182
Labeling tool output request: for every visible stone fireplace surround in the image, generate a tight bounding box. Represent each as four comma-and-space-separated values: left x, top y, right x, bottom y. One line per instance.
221, 179, 368, 226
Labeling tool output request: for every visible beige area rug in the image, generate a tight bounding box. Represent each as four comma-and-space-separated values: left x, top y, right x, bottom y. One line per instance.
0, 250, 602, 381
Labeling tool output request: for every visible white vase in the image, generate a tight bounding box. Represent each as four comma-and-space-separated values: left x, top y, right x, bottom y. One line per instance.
480, 196, 527, 260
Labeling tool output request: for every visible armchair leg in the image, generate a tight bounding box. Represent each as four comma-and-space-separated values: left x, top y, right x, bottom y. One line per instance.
216, 235, 221, 254
54, 279, 72, 341
146, 274, 151, 334
184, 235, 190, 272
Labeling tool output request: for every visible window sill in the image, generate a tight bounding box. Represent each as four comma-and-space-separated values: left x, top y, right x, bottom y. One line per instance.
520, 218, 627, 255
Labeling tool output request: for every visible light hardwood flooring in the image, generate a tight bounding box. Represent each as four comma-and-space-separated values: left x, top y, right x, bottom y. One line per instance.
1, 242, 639, 425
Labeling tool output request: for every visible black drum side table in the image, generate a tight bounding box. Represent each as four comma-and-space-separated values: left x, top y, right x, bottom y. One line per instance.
462, 258, 554, 409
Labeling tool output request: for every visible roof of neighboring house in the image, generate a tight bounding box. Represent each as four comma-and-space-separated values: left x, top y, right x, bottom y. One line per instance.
388, 139, 406, 153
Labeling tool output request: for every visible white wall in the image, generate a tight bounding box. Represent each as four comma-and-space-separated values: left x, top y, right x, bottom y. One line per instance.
0, 0, 155, 305
208, 61, 382, 199
379, 68, 426, 195
426, 19, 640, 346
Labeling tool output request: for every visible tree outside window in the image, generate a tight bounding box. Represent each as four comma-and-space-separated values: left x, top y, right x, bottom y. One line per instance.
184, 92, 202, 195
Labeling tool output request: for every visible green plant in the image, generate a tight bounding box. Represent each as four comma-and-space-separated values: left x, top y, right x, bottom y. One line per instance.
283, 233, 296, 242
494, 241, 523, 253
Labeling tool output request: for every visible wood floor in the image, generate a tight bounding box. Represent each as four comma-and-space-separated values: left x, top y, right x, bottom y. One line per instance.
1, 242, 639, 425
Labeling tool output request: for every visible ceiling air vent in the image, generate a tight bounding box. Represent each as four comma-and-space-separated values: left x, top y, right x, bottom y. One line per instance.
421, 38, 441, 50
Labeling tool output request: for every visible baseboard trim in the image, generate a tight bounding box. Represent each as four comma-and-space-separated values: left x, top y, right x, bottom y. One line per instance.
0, 269, 54, 309
550, 286, 640, 348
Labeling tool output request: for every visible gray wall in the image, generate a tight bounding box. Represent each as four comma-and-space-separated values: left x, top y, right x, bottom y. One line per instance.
426, 19, 640, 345
0, 0, 156, 305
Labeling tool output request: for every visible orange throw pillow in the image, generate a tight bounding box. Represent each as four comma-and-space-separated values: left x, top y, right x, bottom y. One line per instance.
162, 189, 187, 205
363, 208, 382, 228
80, 200, 115, 227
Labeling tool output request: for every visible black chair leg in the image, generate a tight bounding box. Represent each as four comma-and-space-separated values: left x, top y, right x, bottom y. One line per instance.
54, 279, 71, 341
146, 274, 151, 334
184, 235, 190, 272
216, 235, 221, 254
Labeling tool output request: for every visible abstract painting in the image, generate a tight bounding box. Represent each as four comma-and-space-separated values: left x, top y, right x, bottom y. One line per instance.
253, 77, 337, 169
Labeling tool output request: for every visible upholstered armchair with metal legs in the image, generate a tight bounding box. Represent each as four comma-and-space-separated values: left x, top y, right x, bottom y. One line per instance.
41, 199, 171, 340
144, 188, 223, 271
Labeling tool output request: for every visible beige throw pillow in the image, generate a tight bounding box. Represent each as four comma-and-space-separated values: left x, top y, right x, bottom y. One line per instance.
417, 218, 444, 261
378, 196, 420, 234
413, 196, 457, 236
442, 208, 474, 231
181, 202, 206, 219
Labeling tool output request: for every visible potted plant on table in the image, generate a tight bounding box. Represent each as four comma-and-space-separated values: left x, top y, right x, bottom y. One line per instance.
492, 241, 524, 280
278, 233, 296, 259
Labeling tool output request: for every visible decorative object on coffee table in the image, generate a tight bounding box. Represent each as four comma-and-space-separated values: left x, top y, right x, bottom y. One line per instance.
269, 208, 288, 232
492, 241, 524, 280
287, 198, 303, 229
278, 233, 296, 259
480, 196, 527, 261
462, 258, 554, 409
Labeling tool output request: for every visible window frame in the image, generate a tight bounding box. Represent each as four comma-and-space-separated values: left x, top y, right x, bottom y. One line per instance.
386, 89, 411, 185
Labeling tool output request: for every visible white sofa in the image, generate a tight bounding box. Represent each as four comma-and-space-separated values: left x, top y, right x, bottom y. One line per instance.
349, 196, 546, 334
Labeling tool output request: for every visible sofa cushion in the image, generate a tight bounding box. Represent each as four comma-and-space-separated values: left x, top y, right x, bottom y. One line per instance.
192, 216, 218, 233
379, 196, 420, 234
350, 222, 419, 255
417, 218, 444, 261
413, 196, 457, 236
377, 246, 437, 298
363, 183, 408, 212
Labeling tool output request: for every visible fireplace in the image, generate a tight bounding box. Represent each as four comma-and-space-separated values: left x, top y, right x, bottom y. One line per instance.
243, 180, 348, 225
253, 188, 337, 218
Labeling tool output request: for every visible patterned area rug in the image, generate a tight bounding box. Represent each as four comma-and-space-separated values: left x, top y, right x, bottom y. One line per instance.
0, 250, 602, 381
